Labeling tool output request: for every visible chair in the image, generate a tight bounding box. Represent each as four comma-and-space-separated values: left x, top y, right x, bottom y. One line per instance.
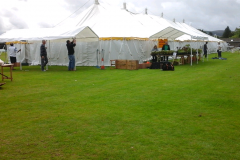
110, 60, 116, 69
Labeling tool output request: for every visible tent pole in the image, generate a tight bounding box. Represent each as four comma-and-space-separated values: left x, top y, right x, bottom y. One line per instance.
96, 40, 101, 68
202, 42, 204, 63
100, 40, 102, 66
97, 42, 99, 67
118, 40, 124, 59
5, 44, 7, 64
58, 41, 63, 66
49, 40, 51, 66
132, 40, 139, 62
96, 49, 99, 67
197, 41, 198, 64
126, 40, 133, 60
191, 47, 192, 66
26, 41, 31, 66
74, 40, 78, 70
173, 40, 175, 51
46, 40, 50, 70
207, 42, 209, 61
191, 37, 192, 66
20, 42, 22, 70
109, 39, 112, 65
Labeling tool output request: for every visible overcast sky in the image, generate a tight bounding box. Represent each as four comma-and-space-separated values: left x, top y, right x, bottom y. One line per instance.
0, 0, 240, 35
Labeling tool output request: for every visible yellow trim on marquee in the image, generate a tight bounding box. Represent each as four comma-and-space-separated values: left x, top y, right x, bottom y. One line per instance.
5, 41, 28, 44
99, 37, 149, 41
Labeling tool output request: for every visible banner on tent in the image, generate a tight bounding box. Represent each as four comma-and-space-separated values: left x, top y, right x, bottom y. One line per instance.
158, 39, 168, 48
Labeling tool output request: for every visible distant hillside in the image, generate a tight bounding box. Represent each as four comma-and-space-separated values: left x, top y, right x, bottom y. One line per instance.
206, 30, 224, 37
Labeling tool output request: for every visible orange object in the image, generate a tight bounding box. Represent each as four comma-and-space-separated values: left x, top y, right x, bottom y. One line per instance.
101, 58, 105, 69
158, 39, 168, 48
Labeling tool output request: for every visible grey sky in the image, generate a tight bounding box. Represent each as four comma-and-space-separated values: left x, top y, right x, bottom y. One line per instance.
0, 0, 239, 35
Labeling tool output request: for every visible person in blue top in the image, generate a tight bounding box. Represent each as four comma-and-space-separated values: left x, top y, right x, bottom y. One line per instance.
162, 41, 170, 61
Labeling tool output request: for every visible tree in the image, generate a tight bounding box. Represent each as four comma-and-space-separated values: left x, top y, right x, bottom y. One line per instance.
222, 26, 232, 38
231, 27, 240, 38
209, 32, 213, 36
198, 29, 207, 34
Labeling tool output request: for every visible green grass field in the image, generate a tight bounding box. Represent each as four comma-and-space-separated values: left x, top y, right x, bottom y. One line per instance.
1, 52, 240, 159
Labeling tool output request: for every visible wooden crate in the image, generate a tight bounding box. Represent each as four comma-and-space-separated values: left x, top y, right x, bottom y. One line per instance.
116, 60, 127, 69
116, 60, 139, 70
127, 60, 139, 70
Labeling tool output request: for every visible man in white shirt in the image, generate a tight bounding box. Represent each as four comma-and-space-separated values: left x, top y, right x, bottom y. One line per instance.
217, 42, 222, 58
8, 43, 21, 69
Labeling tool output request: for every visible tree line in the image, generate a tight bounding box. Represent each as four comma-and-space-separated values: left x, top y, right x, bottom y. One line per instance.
198, 26, 240, 38
222, 26, 240, 38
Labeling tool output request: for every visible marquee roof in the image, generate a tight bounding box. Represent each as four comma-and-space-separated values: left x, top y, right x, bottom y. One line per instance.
56, 2, 223, 41
0, 2, 223, 42
0, 26, 99, 42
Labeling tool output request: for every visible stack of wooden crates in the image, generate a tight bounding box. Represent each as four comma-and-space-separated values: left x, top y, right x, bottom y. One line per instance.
115, 60, 139, 70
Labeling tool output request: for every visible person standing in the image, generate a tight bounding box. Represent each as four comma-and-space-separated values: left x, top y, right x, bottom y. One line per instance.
8, 43, 21, 70
217, 42, 222, 58
203, 42, 208, 58
40, 40, 48, 71
162, 41, 170, 61
151, 45, 158, 62
66, 39, 76, 71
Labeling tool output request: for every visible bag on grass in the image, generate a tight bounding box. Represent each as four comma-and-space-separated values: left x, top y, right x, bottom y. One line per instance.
162, 62, 174, 71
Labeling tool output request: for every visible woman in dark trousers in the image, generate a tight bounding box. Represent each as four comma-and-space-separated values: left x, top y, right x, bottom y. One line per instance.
217, 42, 222, 58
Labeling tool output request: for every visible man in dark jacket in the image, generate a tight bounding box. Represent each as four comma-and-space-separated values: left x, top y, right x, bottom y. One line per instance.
40, 40, 48, 71
162, 41, 170, 61
203, 42, 208, 58
66, 39, 76, 71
